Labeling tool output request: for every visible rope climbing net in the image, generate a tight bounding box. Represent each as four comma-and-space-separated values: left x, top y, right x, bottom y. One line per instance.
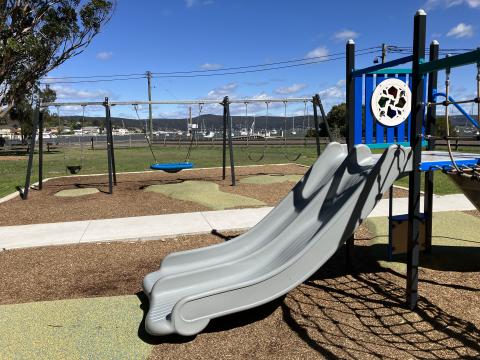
425, 58, 480, 178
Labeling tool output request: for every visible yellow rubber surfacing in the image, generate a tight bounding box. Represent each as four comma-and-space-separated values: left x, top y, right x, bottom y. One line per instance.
0, 295, 151, 360
55, 188, 100, 197
145, 180, 265, 210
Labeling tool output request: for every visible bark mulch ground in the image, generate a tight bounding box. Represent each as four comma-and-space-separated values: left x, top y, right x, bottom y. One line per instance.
0, 164, 307, 226
1, 164, 410, 227
0, 223, 478, 359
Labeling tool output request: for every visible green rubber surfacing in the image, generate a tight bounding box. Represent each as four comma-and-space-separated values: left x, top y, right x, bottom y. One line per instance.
240, 174, 302, 185
0, 295, 151, 359
145, 180, 265, 210
365, 211, 480, 274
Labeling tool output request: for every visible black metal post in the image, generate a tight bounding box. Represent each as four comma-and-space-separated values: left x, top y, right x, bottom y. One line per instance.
225, 97, 236, 186
222, 97, 227, 180
315, 94, 333, 143
104, 98, 114, 194
23, 107, 39, 200
388, 185, 394, 261
106, 105, 117, 186
38, 111, 44, 190
345, 40, 356, 271
407, 9, 427, 310
424, 40, 439, 255
311, 96, 321, 156
346, 39, 355, 151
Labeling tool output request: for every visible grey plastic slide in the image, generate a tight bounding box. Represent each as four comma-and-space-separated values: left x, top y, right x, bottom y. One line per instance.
143, 143, 413, 336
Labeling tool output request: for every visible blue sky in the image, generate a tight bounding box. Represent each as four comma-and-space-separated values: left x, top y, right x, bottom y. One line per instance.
45, 0, 480, 119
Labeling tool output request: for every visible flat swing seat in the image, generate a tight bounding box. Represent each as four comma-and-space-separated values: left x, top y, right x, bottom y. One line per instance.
150, 162, 193, 173
66, 165, 82, 175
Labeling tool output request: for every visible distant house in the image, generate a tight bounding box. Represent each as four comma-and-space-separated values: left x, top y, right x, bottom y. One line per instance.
82, 126, 100, 134
113, 128, 129, 135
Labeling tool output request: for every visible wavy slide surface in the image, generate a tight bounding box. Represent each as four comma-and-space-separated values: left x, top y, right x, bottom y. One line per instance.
143, 143, 412, 336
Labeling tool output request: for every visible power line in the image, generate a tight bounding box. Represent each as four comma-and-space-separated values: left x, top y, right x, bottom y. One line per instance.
150, 46, 380, 75
41, 48, 380, 84
40, 75, 146, 85
41, 46, 381, 82
151, 50, 380, 79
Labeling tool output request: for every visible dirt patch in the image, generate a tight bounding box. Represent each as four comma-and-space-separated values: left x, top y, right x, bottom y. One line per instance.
0, 232, 229, 305
0, 163, 411, 226
464, 210, 480, 218
0, 164, 306, 226
382, 186, 409, 199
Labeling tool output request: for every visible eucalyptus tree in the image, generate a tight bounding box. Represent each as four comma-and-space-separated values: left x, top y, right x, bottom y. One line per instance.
0, 0, 115, 117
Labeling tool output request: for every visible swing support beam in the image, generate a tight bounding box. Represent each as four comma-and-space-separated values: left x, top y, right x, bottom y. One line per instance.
25, 96, 317, 199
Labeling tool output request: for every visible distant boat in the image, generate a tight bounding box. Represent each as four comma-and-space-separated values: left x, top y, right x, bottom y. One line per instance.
203, 131, 215, 138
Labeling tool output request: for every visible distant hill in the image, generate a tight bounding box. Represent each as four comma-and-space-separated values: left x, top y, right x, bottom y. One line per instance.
51, 114, 477, 132
58, 114, 316, 132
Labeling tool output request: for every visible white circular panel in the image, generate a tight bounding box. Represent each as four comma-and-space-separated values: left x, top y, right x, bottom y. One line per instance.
370, 78, 411, 127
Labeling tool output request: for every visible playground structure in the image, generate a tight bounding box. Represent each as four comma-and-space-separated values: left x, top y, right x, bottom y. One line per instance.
142, 9, 480, 336
21, 96, 328, 199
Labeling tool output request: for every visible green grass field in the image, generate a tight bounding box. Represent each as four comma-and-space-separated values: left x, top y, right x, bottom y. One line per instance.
1, 143, 477, 199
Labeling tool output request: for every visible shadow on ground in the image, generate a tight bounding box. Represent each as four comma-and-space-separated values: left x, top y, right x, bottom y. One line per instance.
280, 245, 480, 359
136, 291, 283, 346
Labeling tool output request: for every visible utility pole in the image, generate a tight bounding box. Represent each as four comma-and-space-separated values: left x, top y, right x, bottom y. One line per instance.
146, 71, 153, 139
381, 43, 387, 63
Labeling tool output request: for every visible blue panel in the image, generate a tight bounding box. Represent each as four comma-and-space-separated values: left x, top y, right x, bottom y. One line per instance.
364, 75, 374, 144
375, 75, 386, 144
385, 74, 395, 143
420, 158, 480, 172
396, 74, 407, 142
354, 75, 363, 145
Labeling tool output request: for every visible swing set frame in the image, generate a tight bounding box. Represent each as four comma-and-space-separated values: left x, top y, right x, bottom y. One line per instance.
22, 96, 324, 199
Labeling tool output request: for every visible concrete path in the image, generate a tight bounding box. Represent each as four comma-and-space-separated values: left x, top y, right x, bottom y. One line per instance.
0, 194, 475, 251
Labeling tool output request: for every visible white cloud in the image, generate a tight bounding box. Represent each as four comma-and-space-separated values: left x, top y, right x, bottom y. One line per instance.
185, 0, 213, 8
318, 79, 346, 101
200, 63, 223, 70
447, 23, 474, 38
275, 83, 307, 95
96, 51, 113, 60
424, 0, 480, 9
50, 85, 109, 100
206, 82, 238, 98
467, 0, 480, 6
333, 29, 359, 41
306, 46, 329, 59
